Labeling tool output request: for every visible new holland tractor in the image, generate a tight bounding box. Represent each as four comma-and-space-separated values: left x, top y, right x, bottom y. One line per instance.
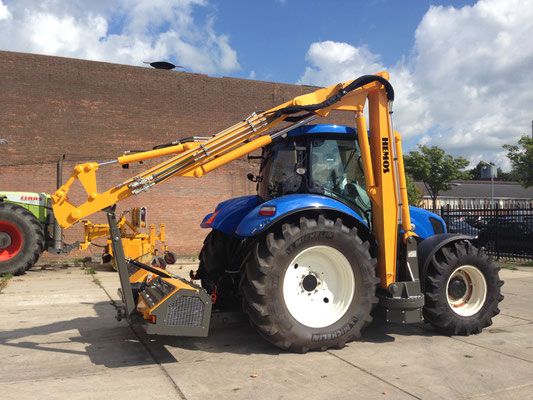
43, 72, 503, 352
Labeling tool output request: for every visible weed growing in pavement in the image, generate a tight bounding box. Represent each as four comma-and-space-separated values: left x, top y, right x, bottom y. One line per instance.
500, 265, 518, 271
0, 273, 14, 294
85, 267, 97, 275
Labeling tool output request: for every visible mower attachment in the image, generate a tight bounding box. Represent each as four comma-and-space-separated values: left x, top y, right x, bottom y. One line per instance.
106, 207, 212, 337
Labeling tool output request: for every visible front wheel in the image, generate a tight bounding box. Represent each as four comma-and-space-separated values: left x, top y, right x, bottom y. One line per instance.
151, 257, 167, 270
241, 214, 379, 353
423, 240, 504, 335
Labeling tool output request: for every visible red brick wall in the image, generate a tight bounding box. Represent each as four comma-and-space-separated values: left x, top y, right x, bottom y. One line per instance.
0, 50, 354, 256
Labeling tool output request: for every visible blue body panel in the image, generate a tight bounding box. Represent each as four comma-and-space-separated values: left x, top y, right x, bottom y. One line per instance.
234, 194, 368, 237
202, 196, 445, 240
201, 195, 259, 235
409, 206, 446, 239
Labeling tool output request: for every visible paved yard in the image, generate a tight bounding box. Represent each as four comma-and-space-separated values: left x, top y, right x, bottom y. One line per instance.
1, 262, 532, 400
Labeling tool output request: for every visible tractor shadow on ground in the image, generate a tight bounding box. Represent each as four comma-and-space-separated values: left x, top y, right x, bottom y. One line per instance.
358, 309, 443, 344
0, 302, 281, 369
0, 301, 180, 368
0, 297, 446, 367
144, 324, 282, 361
144, 309, 283, 359
152, 308, 446, 356
358, 320, 441, 344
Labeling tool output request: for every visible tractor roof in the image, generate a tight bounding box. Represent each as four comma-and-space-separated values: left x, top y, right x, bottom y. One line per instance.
287, 124, 356, 138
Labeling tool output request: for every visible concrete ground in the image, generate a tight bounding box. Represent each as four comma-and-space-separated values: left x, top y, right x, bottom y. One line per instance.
1, 260, 532, 400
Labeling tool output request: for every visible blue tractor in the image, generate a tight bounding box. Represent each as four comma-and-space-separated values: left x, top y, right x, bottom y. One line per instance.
196, 124, 502, 352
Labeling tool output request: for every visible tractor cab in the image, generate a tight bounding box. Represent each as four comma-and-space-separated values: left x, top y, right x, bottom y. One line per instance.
256, 124, 372, 227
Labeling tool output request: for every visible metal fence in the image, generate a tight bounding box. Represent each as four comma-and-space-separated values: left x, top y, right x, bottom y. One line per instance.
425, 204, 533, 261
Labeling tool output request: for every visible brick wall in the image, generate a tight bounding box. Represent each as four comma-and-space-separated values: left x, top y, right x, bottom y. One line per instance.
0, 50, 354, 256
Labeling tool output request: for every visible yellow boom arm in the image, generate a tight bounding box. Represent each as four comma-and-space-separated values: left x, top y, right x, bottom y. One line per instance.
52, 72, 413, 287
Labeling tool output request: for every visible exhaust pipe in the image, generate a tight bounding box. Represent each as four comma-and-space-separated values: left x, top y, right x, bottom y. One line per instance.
53, 154, 65, 253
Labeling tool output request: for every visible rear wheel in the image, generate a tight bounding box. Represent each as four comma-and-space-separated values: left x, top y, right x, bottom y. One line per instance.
241, 214, 379, 353
423, 240, 503, 335
164, 251, 177, 265
0, 203, 45, 275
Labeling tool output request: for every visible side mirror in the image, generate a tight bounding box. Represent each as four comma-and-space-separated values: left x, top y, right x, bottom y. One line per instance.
247, 174, 263, 183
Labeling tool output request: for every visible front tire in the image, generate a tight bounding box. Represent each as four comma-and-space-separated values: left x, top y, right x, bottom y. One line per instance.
423, 240, 504, 335
241, 214, 379, 353
0, 203, 45, 275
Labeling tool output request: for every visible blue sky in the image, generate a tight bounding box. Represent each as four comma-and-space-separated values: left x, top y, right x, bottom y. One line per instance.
211, 0, 477, 84
1, 0, 532, 171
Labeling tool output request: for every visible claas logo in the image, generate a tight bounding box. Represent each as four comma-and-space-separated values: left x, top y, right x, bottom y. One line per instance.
20, 196, 42, 202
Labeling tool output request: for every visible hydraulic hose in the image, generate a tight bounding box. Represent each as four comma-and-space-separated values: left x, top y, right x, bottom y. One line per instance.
272, 75, 394, 118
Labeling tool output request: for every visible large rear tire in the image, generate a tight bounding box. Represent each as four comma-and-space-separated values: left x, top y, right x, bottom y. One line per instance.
423, 240, 504, 335
241, 214, 379, 353
0, 203, 45, 275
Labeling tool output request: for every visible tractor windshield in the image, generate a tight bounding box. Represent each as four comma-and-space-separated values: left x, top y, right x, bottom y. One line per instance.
257, 136, 371, 226
310, 139, 372, 225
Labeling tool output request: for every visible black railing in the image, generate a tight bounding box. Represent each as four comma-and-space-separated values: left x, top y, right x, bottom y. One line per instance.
424, 204, 533, 261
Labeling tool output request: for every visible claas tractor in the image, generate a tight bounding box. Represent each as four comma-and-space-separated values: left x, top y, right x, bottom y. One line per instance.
0, 191, 77, 275
48, 72, 503, 352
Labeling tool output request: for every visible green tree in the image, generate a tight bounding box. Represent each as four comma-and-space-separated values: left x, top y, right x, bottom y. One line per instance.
467, 161, 487, 180
405, 174, 422, 206
496, 167, 512, 181
467, 161, 511, 181
503, 136, 533, 187
404, 145, 470, 210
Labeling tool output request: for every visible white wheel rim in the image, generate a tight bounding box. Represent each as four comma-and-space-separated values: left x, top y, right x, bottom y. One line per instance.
282, 245, 355, 328
446, 265, 487, 316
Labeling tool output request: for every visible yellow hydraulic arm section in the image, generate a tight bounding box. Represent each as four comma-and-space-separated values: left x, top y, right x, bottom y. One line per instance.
52, 72, 413, 288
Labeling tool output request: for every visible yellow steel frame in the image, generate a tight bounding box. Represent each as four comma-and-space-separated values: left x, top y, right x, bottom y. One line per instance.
52, 72, 412, 288
79, 212, 167, 266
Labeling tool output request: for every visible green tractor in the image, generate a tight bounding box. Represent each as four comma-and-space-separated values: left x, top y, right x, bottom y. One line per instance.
0, 191, 76, 275
1, 157, 76, 275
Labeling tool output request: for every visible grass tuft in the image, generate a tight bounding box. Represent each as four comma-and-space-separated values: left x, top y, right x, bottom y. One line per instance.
500, 265, 518, 271
84, 267, 97, 275
0, 273, 14, 293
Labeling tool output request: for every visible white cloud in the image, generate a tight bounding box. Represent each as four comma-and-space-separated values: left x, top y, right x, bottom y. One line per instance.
298, 41, 384, 86
0, 0, 240, 74
0, 0, 10, 20
297, 0, 533, 171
